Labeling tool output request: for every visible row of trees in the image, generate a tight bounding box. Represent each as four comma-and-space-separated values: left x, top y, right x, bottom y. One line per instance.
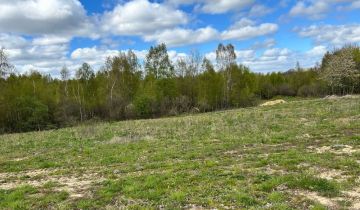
0, 44, 359, 133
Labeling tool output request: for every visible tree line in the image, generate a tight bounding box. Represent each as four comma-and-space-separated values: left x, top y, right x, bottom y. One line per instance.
0, 44, 359, 133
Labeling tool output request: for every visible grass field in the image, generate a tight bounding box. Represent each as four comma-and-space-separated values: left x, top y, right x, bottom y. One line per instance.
0, 96, 359, 209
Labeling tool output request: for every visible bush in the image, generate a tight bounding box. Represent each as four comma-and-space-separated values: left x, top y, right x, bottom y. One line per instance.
174, 95, 191, 113
277, 84, 296, 96
297, 83, 326, 97
134, 95, 155, 118
10, 96, 50, 132
260, 82, 277, 99
124, 103, 136, 119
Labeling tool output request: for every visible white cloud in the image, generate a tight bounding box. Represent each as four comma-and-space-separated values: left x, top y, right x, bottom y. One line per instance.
296, 24, 360, 46
101, 0, 188, 36
337, 0, 360, 10
242, 46, 325, 72
1, 34, 99, 76
306, 45, 328, 56
251, 38, 276, 49
71, 47, 149, 69
199, 0, 255, 14
206, 46, 328, 72
32, 35, 72, 46
248, 4, 274, 17
221, 18, 278, 40
0, 0, 95, 37
71, 47, 118, 61
289, 1, 329, 19
0, 33, 28, 49
288, 0, 358, 19
168, 50, 188, 62
263, 48, 291, 57
143, 27, 219, 47
167, 0, 255, 14
349, 0, 360, 9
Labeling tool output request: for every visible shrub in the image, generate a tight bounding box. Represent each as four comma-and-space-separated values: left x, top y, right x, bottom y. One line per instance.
297, 83, 326, 97
124, 103, 136, 119
277, 84, 296, 96
134, 95, 155, 118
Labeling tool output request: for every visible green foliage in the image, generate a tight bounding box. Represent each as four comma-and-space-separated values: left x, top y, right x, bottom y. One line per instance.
134, 94, 155, 118
145, 43, 174, 79
285, 175, 339, 197
320, 45, 360, 94
0, 44, 359, 133
7, 96, 50, 132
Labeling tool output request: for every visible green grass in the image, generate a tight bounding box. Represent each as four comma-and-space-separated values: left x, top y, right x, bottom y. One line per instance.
0, 97, 359, 209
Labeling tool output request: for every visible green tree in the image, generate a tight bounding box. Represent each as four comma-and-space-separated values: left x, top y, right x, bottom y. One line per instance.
145, 43, 174, 79
216, 43, 236, 107
0, 48, 14, 78
321, 46, 360, 94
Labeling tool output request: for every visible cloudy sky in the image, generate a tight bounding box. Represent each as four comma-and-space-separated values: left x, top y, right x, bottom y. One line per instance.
0, 0, 359, 76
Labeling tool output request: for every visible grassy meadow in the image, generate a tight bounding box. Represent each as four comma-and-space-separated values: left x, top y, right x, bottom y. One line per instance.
0, 96, 359, 209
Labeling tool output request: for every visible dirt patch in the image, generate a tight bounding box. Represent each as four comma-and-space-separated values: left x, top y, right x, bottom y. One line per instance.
260, 99, 286, 107
0, 169, 103, 198
318, 170, 345, 181
295, 190, 339, 208
224, 150, 238, 155
324, 95, 360, 100
264, 165, 287, 175
316, 169, 349, 182
0, 168, 57, 180
10, 157, 29, 162
343, 188, 360, 210
106, 135, 153, 144
291, 187, 360, 209
296, 133, 311, 139
184, 204, 208, 210
308, 145, 359, 155
336, 115, 360, 126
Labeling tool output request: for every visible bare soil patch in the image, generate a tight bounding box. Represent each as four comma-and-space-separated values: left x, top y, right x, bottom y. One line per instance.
324, 95, 360, 100
343, 188, 360, 210
260, 99, 286, 107
0, 168, 103, 198
106, 135, 154, 144
308, 145, 359, 155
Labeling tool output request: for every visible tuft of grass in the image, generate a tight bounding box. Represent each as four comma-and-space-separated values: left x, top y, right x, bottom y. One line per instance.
285, 175, 339, 197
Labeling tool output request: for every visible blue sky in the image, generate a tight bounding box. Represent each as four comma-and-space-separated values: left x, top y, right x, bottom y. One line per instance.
0, 0, 359, 76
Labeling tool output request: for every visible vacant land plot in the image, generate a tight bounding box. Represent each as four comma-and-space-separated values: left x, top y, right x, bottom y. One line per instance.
0, 97, 359, 209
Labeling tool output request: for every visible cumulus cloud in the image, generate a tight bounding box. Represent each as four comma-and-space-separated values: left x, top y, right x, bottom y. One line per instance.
32, 35, 72, 46
221, 18, 278, 41
143, 27, 219, 47
0, 0, 351, 75
167, 0, 255, 14
248, 4, 274, 17
296, 24, 360, 46
0, 0, 96, 37
305, 45, 328, 56
289, 1, 329, 19
242, 46, 326, 72
71, 47, 187, 68
204, 49, 256, 65
101, 0, 188, 36
198, 0, 255, 14
288, 0, 358, 19
251, 38, 276, 49
205, 46, 328, 72
337, 0, 360, 10
0, 34, 71, 75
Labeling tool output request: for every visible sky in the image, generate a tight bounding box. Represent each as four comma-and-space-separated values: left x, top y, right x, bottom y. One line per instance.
0, 0, 360, 77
